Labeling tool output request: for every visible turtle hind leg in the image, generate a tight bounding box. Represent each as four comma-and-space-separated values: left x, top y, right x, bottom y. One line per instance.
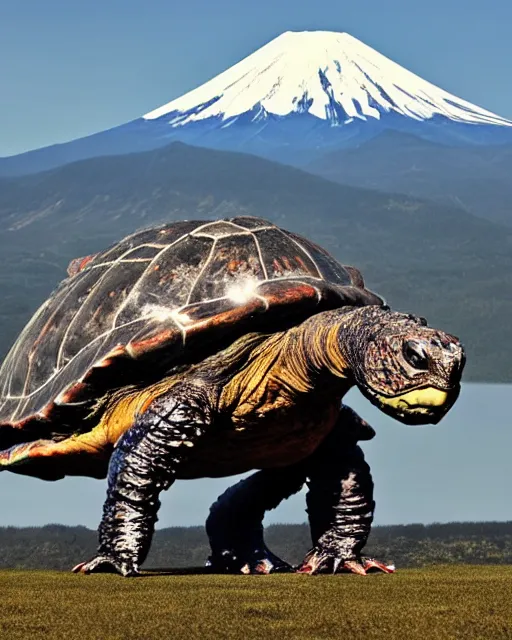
205, 467, 307, 574
0, 432, 110, 480
205, 404, 387, 576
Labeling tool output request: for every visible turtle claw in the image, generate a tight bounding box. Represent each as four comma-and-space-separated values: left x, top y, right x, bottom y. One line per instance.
362, 558, 395, 574
343, 559, 372, 576
297, 548, 395, 576
205, 547, 294, 575
296, 549, 329, 574
72, 555, 139, 577
240, 556, 293, 575
239, 558, 275, 575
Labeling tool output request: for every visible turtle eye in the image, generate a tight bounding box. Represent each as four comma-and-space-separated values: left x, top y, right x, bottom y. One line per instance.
403, 341, 429, 371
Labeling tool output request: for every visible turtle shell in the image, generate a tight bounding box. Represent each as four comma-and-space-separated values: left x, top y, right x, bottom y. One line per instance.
0, 216, 383, 431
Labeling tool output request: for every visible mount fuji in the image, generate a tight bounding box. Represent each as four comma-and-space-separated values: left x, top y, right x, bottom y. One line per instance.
2, 30, 512, 176
143, 31, 512, 147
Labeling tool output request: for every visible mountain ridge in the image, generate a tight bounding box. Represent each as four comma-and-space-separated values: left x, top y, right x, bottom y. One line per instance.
306, 130, 512, 226
0, 142, 511, 382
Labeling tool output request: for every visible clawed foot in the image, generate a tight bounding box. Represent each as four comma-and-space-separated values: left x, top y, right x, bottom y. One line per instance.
205, 546, 294, 575
297, 547, 395, 576
72, 555, 139, 577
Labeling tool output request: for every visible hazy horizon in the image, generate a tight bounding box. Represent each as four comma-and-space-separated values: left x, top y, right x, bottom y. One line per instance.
1, 383, 510, 530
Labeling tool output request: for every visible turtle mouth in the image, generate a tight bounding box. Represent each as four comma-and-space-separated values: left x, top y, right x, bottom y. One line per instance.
363, 385, 460, 426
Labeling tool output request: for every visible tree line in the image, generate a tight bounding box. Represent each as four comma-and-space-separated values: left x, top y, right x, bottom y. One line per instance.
0, 521, 511, 571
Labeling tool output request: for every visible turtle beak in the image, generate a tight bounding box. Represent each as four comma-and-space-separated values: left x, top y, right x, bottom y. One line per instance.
368, 383, 461, 426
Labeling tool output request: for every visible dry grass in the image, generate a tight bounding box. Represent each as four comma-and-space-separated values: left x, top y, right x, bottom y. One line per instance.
1, 566, 511, 639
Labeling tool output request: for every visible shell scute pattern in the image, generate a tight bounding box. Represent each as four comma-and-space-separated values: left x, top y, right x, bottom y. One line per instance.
114, 235, 213, 328
0, 217, 383, 427
187, 234, 265, 305
228, 216, 273, 231
61, 261, 149, 367
190, 220, 256, 239
287, 230, 354, 284
254, 228, 322, 280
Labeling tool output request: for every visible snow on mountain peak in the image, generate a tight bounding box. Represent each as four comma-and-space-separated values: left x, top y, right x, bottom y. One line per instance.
143, 30, 511, 128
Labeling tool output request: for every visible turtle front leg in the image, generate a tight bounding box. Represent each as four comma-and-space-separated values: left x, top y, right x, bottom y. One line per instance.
205, 467, 306, 574
73, 385, 212, 577
297, 417, 393, 576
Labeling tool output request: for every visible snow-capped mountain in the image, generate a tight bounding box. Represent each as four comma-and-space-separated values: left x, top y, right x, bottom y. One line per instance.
1, 30, 512, 176
144, 30, 510, 129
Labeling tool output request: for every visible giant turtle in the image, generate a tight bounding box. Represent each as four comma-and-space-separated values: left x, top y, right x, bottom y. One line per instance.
0, 216, 465, 576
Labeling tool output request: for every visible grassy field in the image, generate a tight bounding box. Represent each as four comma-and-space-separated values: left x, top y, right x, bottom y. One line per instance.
1, 566, 511, 639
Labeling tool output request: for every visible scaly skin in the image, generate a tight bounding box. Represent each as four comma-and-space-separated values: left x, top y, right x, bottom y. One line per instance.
75, 385, 212, 576
206, 406, 392, 575
65, 307, 463, 576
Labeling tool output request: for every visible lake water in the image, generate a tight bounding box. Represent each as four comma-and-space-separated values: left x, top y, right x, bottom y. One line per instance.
0, 383, 511, 528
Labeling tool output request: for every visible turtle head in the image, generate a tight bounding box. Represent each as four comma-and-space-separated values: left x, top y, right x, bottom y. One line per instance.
346, 307, 465, 425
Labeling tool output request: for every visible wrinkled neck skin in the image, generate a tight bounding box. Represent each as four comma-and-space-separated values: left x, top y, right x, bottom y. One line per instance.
281, 306, 375, 390
219, 307, 369, 411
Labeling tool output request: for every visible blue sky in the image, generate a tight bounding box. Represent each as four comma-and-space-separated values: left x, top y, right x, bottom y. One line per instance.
2, 0, 512, 156
1, 1, 511, 531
